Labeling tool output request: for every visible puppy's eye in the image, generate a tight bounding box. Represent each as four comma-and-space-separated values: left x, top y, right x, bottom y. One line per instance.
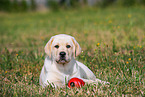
66, 45, 71, 48
54, 45, 59, 49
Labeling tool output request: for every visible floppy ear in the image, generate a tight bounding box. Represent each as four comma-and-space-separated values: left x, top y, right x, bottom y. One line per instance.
71, 37, 81, 58
44, 37, 54, 58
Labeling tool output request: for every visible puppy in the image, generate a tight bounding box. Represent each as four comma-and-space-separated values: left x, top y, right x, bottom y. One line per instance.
39, 34, 108, 88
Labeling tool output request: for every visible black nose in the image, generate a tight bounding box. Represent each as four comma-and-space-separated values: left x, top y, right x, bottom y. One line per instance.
59, 52, 66, 57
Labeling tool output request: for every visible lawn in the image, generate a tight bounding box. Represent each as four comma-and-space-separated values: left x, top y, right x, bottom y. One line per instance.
0, 6, 145, 96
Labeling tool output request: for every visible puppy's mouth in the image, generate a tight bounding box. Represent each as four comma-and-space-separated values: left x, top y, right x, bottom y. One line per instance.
56, 57, 69, 64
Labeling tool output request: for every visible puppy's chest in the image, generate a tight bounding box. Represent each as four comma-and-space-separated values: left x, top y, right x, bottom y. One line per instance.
54, 70, 73, 78
50, 70, 78, 83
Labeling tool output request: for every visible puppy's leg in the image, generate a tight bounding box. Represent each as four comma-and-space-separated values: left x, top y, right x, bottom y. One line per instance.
82, 79, 101, 84
82, 78, 109, 85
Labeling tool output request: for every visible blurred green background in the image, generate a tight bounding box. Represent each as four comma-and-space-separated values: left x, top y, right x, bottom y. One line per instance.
0, 0, 145, 50
0, 0, 145, 12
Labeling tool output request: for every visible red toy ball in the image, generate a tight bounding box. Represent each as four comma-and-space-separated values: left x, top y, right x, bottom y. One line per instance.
68, 77, 85, 88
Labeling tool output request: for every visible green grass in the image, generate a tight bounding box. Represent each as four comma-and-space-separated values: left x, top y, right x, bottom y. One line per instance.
0, 6, 145, 96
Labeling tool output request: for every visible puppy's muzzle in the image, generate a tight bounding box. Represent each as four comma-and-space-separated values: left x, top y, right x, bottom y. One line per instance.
56, 51, 68, 64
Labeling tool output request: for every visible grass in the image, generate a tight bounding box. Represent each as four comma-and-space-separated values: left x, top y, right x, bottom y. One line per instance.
0, 6, 145, 96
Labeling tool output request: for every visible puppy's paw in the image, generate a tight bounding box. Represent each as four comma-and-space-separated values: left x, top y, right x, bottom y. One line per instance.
102, 81, 110, 85
95, 79, 110, 85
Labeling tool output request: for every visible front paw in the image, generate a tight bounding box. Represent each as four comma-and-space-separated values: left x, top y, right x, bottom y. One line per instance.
95, 79, 110, 85
102, 81, 110, 85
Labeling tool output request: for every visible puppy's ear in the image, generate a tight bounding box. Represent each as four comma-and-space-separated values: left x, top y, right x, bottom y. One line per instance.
71, 37, 81, 58
44, 37, 54, 58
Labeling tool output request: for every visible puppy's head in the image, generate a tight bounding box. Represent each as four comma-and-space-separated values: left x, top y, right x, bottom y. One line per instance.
45, 34, 81, 64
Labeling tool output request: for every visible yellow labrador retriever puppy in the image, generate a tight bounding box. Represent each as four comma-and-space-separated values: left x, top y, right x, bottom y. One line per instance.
39, 34, 108, 88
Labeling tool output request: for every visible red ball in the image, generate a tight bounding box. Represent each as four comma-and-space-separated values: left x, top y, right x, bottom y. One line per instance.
68, 77, 85, 88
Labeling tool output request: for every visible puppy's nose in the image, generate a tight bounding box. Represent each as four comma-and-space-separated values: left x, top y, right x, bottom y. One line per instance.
59, 52, 66, 57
